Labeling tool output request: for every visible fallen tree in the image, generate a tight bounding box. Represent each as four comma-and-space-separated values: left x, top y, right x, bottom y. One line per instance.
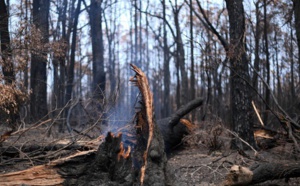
157, 97, 203, 152
224, 163, 300, 185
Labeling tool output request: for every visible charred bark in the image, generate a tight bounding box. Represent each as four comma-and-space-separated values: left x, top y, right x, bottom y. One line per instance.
225, 0, 256, 150
90, 0, 106, 101
293, 0, 300, 82
30, 0, 49, 121
129, 64, 170, 185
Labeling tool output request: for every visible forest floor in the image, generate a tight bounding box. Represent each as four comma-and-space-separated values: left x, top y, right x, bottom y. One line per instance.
167, 122, 300, 186
168, 145, 300, 186
1, 121, 300, 186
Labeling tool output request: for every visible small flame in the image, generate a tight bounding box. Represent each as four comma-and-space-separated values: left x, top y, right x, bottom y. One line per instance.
117, 142, 131, 161
124, 146, 131, 159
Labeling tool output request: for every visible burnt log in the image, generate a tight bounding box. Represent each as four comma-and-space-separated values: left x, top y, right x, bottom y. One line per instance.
168, 97, 204, 128
224, 163, 300, 185
0, 133, 133, 186
158, 118, 194, 152
158, 97, 204, 152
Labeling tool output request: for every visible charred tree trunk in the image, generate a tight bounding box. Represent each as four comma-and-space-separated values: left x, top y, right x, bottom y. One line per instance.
252, 1, 261, 97
0, 0, 15, 84
30, 0, 49, 121
293, 0, 300, 83
225, 0, 256, 150
129, 64, 170, 185
90, 0, 106, 101
262, 0, 270, 126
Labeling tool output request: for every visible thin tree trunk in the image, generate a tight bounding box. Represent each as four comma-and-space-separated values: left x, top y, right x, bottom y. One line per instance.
252, 1, 261, 97
290, 26, 296, 101
171, 0, 188, 107
64, 0, 81, 132
24, 0, 29, 90
139, 0, 142, 68
103, 5, 116, 100
263, 0, 270, 126
292, 0, 300, 83
175, 15, 188, 106
162, 0, 170, 118
189, 0, 195, 121
57, 0, 68, 133
274, 31, 281, 103
65, 0, 81, 102
134, 0, 139, 67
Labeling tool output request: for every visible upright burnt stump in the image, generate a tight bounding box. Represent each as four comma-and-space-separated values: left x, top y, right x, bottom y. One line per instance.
68, 132, 133, 186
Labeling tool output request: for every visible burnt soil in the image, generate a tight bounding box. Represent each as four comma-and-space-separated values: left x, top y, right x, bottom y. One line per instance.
1, 123, 300, 186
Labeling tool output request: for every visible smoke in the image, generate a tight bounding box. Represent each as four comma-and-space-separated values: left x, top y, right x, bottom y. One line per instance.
102, 78, 139, 146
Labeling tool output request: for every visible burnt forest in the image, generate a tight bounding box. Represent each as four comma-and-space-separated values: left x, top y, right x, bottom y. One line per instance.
0, 0, 300, 185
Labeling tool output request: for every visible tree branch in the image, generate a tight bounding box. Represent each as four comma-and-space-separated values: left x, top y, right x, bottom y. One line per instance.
169, 97, 204, 128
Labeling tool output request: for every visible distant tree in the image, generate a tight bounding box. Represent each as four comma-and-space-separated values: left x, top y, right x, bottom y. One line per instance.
189, 0, 196, 121
252, 1, 262, 95
171, 0, 189, 107
162, 0, 171, 118
262, 0, 271, 125
103, 0, 117, 99
65, 0, 81, 106
30, 0, 50, 121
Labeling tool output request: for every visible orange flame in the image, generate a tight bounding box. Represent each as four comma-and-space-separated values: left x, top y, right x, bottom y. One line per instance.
117, 142, 131, 161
